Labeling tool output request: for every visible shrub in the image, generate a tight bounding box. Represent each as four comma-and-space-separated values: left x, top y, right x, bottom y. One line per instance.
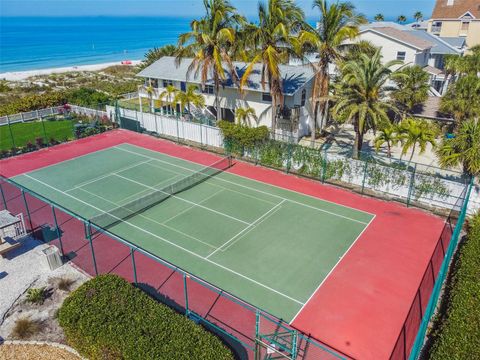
57, 277, 74, 291
58, 274, 234, 360
427, 212, 480, 359
11, 318, 40, 339
0, 92, 67, 116
66, 87, 111, 107
26, 287, 46, 304
35, 137, 44, 148
218, 120, 269, 155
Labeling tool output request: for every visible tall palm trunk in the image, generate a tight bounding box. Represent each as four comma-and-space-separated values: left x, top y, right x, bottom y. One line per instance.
409, 143, 417, 163
353, 123, 363, 159
312, 62, 329, 145
214, 72, 222, 121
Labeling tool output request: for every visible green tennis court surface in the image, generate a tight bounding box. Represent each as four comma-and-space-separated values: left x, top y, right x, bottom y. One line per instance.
12, 143, 374, 321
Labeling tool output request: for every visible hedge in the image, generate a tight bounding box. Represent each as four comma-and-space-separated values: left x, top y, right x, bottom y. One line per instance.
58, 274, 235, 360
427, 212, 480, 359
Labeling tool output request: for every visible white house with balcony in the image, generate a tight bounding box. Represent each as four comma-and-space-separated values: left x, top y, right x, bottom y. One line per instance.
355, 23, 464, 95
137, 56, 316, 139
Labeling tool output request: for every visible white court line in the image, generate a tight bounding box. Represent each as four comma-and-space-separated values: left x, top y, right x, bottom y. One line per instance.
118, 143, 376, 218
206, 200, 286, 259
114, 174, 183, 205
23, 173, 304, 305
76, 187, 219, 250
116, 145, 371, 225
162, 189, 225, 225
67, 159, 153, 191
288, 214, 377, 324
113, 173, 251, 226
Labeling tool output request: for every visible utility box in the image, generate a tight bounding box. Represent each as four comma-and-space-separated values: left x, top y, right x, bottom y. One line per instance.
42, 245, 63, 270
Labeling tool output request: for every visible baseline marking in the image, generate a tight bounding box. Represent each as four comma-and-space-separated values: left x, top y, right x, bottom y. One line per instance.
289, 214, 376, 324
23, 173, 303, 305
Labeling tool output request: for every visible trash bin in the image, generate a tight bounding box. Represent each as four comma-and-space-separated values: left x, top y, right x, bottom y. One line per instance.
42, 245, 63, 270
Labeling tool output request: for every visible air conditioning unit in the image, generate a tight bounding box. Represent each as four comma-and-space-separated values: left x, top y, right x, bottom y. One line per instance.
42, 246, 63, 270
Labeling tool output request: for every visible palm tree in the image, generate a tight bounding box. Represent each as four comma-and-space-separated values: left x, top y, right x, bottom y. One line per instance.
142, 45, 181, 68
413, 11, 423, 22
441, 75, 480, 122
436, 118, 480, 177
173, 84, 206, 116
398, 118, 437, 163
235, 107, 258, 126
159, 85, 178, 114
374, 124, 400, 157
397, 15, 407, 24
374, 13, 384, 22
240, 0, 305, 135
331, 49, 401, 159
298, 0, 366, 144
139, 81, 156, 112
176, 0, 245, 121
391, 65, 430, 117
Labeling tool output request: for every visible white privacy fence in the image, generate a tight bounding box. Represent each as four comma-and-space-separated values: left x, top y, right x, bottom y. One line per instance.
107, 105, 224, 148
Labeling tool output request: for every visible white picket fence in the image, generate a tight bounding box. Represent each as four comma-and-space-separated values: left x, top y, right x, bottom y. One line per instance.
107, 106, 224, 148
0, 105, 110, 126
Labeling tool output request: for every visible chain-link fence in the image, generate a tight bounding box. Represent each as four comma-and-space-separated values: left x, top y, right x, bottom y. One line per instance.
0, 175, 349, 360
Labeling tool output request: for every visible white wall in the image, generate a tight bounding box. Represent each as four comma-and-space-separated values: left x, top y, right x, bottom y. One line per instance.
356, 31, 423, 69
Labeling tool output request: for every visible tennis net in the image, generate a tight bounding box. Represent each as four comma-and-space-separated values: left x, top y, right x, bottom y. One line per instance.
90, 156, 232, 229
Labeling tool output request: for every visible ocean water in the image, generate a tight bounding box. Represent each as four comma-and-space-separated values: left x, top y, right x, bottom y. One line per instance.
0, 17, 192, 72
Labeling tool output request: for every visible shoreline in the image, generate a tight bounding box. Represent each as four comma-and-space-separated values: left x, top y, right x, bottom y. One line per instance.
0, 60, 142, 82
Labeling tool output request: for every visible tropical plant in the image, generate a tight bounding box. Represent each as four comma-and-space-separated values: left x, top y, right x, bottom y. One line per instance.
299, 0, 366, 143
26, 287, 47, 304
142, 45, 182, 68
398, 118, 437, 163
66, 88, 111, 107
413, 11, 423, 22
397, 15, 407, 24
176, 0, 245, 121
391, 65, 430, 116
235, 107, 258, 126
436, 118, 480, 176
139, 81, 156, 112
173, 84, 205, 116
159, 84, 179, 114
331, 49, 401, 159
441, 75, 480, 122
240, 0, 305, 134
374, 13, 384, 22
374, 124, 400, 157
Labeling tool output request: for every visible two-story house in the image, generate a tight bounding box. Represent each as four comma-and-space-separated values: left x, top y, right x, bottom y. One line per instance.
428, 0, 480, 49
137, 57, 316, 138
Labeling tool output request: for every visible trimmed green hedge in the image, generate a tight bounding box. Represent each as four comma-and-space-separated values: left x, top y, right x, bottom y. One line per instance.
428, 212, 480, 359
58, 274, 235, 360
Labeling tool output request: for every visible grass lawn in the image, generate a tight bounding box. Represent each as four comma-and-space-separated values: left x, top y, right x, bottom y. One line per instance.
0, 120, 75, 151
118, 98, 163, 113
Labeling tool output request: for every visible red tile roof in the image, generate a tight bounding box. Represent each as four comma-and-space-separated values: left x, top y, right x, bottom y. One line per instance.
432, 0, 480, 19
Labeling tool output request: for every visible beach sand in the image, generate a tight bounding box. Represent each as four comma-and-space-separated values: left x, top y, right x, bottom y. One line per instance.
0, 60, 142, 81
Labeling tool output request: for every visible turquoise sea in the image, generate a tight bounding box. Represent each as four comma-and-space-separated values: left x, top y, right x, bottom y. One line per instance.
0, 17, 191, 72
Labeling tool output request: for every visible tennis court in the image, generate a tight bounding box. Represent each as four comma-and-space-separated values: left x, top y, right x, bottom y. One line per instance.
11, 142, 374, 322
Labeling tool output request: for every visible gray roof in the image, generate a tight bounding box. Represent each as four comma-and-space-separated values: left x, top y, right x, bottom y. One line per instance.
440, 37, 467, 49
137, 57, 315, 95
360, 26, 434, 50
405, 30, 461, 55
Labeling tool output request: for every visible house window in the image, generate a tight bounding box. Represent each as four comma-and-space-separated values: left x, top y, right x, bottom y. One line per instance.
162, 79, 174, 88
262, 93, 272, 102
396, 51, 406, 61
461, 22, 470, 31
432, 21, 442, 33
202, 85, 214, 94
301, 89, 306, 106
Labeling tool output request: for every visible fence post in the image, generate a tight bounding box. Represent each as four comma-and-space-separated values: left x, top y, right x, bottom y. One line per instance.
131, 248, 138, 285
176, 116, 180, 143
407, 163, 417, 207
154, 114, 159, 134
321, 147, 328, 183
286, 142, 293, 174
200, 123, 204, 147
21, 190, 33, 232
85, 221, 98, 276
6, 115, 16, 149
291, 330, 298, 359
51, 206, 65, 257
183, 274, 189, 316
0, 183, 7, 210
361, 158, 370, 194
40, 116, 48, 145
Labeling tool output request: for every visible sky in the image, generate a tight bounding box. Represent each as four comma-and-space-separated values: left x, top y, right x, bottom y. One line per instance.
1, 0, 437, 20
